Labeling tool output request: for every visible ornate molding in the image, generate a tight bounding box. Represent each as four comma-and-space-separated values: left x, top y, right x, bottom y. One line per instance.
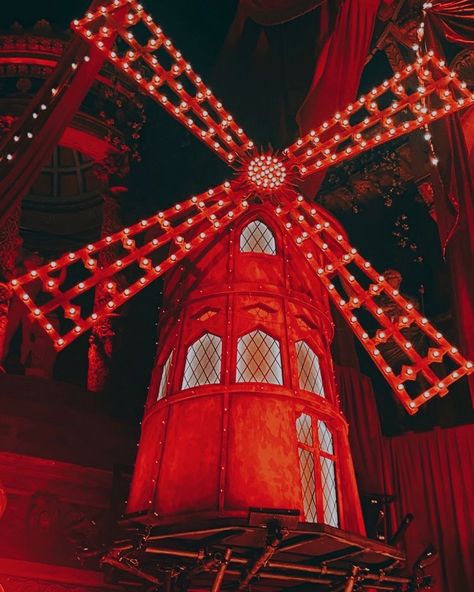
0, 33, 66, 58
451, 49, 474, 89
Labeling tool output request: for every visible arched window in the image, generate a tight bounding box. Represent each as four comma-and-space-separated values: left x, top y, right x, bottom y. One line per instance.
296, 413, 339, 527
240, 220, 276, 255
182, 333, 222, 389
157, 351, 173, 401
236, 330, 283, 384
295, 341, 325, 397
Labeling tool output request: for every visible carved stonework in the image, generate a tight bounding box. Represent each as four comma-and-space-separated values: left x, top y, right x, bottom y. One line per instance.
0, 33, 65, 57
0, 115, 22, 364
87, 183, 127, 393
0, 205, 22, 279
418, 181, 437, 221
383, 35, 407, 74
451, 49, 474, 89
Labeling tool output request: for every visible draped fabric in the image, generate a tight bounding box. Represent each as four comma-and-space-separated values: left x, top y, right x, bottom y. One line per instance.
424, 1, 474, 405
297, 0, 381, 197
425, 0, 474, 48
222, 1, 380, 174
387, 426, 474, 592
336, 366, 391, 495
0, 0, 114, 227
339, 368, 474, 592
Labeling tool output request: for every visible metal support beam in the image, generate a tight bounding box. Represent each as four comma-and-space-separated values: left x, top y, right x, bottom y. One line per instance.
211, 548, 232, 592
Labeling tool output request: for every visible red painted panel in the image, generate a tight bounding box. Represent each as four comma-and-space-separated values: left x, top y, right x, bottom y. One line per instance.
225, 392, 301, 511
127, 408, 166, 513
156, 395, 222, 516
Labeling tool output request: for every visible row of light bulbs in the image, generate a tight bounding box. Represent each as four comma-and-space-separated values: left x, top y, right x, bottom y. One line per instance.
10, 182, 246, 349
283, 53, 473, 177
73, 0, 253, 166
274, 193, 473, 412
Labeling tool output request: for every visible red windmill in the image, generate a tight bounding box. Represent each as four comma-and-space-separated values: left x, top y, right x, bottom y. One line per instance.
3, 0, 474, 589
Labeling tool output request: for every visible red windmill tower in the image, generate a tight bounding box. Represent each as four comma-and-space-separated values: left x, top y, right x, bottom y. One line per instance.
3, 0, 474, 589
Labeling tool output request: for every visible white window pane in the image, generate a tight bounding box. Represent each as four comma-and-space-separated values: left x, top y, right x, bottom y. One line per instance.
240, 220, 276, 255
236, 330, 283, 385
318, 420, 334, 455
320, 457, 339, 527
182, 333, 222, 389
298, 448, 317, 522
295, 341, 325, 397
157, 351, 173, 401
296, 413, 313, 446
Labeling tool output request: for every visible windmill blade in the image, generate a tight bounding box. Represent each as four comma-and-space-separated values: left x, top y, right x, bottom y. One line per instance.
283, 52, 474, 178
72, 0, 254, 165
10, 182, 250, 350
277, 196, 473, 414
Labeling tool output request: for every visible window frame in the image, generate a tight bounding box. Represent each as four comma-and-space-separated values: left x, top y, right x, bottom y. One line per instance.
181, 331, 223, 390
235, 327, 284, 385
157, 350, 173, 401
296, 412, 340, 527
239, 219, 277, 256
295, 340, 326, 398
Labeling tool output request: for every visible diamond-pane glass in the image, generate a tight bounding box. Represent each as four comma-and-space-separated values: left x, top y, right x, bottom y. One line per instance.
298, 448, 317, 522
236, 330, 283, 384
296, 413, 313, 446
320, 457, 339, 527
240, 220, 276, 255
295, 341, 325, 397
318, 420, 334, 454
157, 351, 172, 401
182, 333, 222, 389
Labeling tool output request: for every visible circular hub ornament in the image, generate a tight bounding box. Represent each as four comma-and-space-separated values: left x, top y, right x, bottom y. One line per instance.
247, 155, 286, 191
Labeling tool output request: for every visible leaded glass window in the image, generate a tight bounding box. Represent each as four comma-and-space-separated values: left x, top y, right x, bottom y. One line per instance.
296, 412, 313, 446
236, 330, 283, 384
295, 340, 325, 397
240, 220, 276, 255
157, 351, 173, 401
182, 333, 222, 389
320, 456, 338, 527
298, 448, 317, 522
296, 413, 339, 527
318, 420, 338, 526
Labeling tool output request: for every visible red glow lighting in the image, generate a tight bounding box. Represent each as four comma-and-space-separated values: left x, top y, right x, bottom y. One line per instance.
8, 0, 474, 412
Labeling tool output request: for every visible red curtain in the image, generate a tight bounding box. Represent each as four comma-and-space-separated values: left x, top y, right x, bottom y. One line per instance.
338, 366, 474, 591
297, 0, 381, 197
424, 1, 474, 406
336, 366, 391, 495
387, 426, 474, 592
339, 368, 474, 591
425, 0, 474, 48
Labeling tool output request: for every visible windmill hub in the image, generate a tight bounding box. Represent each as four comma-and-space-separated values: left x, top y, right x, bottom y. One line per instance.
247, 154, 287, 192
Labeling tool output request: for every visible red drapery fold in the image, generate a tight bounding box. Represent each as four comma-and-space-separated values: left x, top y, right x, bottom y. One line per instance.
336, 366, 391, 495
296, 0, 381, 197
425, 0, 474, 48
387, 425, 474, 592
424, 0, 474, 406
339, 367, 474, 591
